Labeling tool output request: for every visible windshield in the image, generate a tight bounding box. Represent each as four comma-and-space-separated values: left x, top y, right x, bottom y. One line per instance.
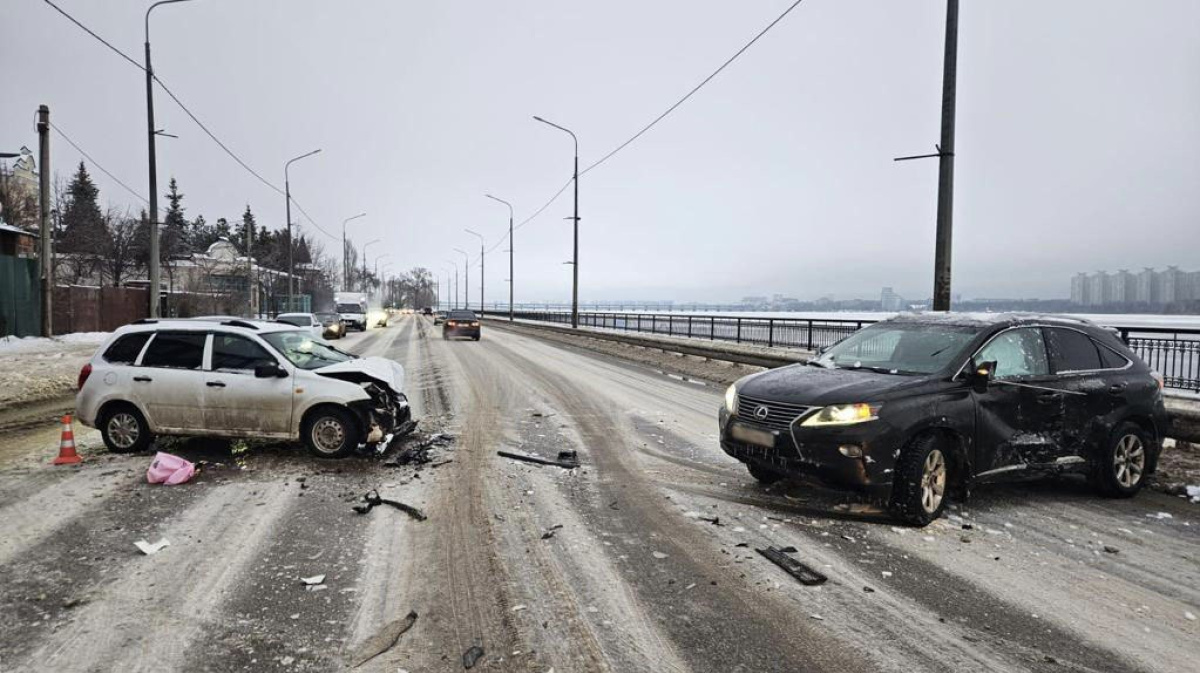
262, 330, 355, 370
337, 303, 364, 313
813, 323, 978, 375
316, 313, 339, 322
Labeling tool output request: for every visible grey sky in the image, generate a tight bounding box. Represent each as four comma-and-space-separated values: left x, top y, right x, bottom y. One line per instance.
4, 0, 1198, 304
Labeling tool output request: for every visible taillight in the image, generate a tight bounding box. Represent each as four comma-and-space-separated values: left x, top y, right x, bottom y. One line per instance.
78, 363, 93, 390
471, 322, 480, 327
447, 320, 457, 326
1151, 371, 1164, 391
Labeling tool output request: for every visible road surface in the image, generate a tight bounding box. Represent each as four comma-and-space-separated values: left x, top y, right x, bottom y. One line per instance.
0, 315, 1196, 672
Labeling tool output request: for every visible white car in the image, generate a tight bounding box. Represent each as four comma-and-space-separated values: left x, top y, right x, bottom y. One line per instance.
275, 312, 325, 340
75, 319, 415, 458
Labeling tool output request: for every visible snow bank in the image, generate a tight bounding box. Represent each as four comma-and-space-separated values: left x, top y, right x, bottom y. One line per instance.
0, 332, 109, 355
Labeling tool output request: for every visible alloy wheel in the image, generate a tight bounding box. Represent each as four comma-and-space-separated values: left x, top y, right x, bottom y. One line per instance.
108, 412, 140, 450
920, 449, 947, 513
1113, 434, 1145, 489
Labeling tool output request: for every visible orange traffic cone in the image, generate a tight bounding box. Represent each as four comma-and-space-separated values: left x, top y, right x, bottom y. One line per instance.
53, 415, 82, 465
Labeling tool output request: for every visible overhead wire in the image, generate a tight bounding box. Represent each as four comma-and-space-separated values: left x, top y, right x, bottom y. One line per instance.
49, 121, 150, 205
40, 0, 338, 241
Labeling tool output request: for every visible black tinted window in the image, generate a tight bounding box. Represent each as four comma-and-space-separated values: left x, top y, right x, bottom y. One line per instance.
1046, 328, 1102, 372
448, 311, 477, 320
141, 332, 206, 370
103, 332, 152, 364
212, 334, 276, 372
1097, 343, 1129, 369
277, 316, 309, 327
975, 328, 1049, 379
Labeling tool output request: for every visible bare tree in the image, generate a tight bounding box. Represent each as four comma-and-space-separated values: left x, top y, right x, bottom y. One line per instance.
101, 208, 143, 287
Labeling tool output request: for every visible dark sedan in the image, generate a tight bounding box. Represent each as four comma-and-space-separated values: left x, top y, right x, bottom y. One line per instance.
316, 312, 345, 339
718, 314, 1168, 525
443, 309, 481, 341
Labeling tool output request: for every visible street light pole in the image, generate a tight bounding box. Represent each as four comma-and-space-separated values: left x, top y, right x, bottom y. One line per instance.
144, 0, 194, 318
284, 149, 321, 312
533, 116, 579, 328
362, 238, 381, 293
342, 212, 365, 290
932, 0, 959, 311
465, 229, 484, 314
444, 261, 458, 308
485, 194, 514, 321
454, 248, 470, 309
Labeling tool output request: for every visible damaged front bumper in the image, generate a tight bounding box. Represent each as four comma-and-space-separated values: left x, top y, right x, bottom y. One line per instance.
349, 386, 415, 446
718, 406, 898, 495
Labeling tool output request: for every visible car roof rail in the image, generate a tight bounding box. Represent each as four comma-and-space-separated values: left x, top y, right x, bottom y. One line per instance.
220, 319, 259, 330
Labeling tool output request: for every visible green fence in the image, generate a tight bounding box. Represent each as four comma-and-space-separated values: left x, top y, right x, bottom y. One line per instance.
0, 255, 40, 338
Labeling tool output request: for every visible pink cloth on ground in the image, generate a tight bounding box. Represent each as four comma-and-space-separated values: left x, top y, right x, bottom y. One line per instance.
146, 452, 195, 485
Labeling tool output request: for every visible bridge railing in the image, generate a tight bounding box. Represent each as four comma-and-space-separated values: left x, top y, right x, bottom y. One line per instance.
485, 309, 1200, 393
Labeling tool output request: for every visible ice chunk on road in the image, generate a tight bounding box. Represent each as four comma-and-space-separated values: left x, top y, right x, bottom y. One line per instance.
134, 539, 170, 555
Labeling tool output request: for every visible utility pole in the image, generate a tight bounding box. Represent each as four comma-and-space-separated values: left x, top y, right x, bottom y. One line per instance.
933, 0, 959, 311
465, 229, 484, 314
342, 212, 365, 290
37, 105, 52, 337
533, 116, 579, 328
246, 210, 255, 317
284, 149, 320, 313
485, 195, 514, 321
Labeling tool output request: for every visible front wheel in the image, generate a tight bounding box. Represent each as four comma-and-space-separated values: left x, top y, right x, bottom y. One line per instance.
1090, 422, 1149, 498
99, 404, 153, 454
890, 434, 950, 526
302, 407, 360, 459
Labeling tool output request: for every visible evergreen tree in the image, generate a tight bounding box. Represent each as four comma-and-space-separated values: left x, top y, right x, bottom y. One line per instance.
162, 177, 188, 254
59, 161, 105, 253
238, 204, 258, 255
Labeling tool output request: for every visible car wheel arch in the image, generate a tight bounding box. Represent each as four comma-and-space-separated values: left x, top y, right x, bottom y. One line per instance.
98, 399, 153, 431
902, 426, 971, 488
301, 402, 365, 437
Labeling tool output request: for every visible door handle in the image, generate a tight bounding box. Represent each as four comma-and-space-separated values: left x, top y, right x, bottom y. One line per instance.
1035, 391, 1060, 404
133, 376, 153, 383
1108, 384, 1127, 395
206, 381, 226, 388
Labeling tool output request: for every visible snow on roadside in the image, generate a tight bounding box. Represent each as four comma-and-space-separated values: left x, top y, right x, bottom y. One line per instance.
0, 332, 109, 410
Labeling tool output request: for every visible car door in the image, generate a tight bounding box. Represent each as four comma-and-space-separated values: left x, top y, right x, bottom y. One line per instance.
204, 332, 294, 437
133, 330, 209, 431
969, 326, 1062, 474
1044, 327, 1121, 456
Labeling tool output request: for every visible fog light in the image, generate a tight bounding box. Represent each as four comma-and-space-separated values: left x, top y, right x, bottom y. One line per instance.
838, 444, 863, 458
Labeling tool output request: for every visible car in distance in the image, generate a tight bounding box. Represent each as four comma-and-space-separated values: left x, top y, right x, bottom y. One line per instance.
316, 311, 346, 340
76, 319, 415, 459
335, 292, 369, 331
276, 312, 325, 340
443, 309, 481, 341
718, 313, 1167, 526
433, 311, 446, 325
422, 307, 433, 316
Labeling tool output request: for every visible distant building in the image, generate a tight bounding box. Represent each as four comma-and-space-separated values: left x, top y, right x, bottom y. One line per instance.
880, 287, 905, 311
1072, 267, 1198, 307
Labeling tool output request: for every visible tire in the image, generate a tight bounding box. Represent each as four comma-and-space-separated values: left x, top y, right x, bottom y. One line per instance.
889, 433, 950, 526
472, 335, 481, 341
1090, 422, 1149, 498
746, 462, 785, 485
442, 333, 449, 340
301, 406, 360, 459
99, 403, 153, 454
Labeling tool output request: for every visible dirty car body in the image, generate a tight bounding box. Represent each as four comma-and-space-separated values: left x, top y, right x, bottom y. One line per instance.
76, 319, 414, 458
718, 313, 1168, 524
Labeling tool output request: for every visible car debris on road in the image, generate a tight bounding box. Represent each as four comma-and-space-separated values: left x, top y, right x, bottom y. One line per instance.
146, 451, 196, 485
462, 644, 485, 669
352, 489, 427, 521
756, 546, 828, 586
134, 539, 171, 555
497, 450, 580, 469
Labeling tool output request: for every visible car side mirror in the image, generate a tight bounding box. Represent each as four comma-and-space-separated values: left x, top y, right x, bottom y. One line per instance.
967, 360, 996, 392
255, 362, 287, 378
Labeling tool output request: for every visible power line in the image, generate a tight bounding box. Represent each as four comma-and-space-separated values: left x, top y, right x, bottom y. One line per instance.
41, 0, 337, 242
581, 0, 805, 175
49, 121, 150, 205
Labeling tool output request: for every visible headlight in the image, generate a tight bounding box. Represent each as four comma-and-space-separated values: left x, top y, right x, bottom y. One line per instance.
801, 403, 880, 427
724, 384, 739, 414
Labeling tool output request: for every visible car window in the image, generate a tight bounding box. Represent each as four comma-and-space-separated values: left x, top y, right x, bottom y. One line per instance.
974, 328, 1049, 379
211, 334, 277, 373
447, 311, 477, 320
1097, 343, 1130, 369
1046, 327, 1103, 372
814, 323, 977, 375
262, 330, 354, 370
103, 332, 152, 364
140, 331, 206, 370
336, 303, 362, 313
277, 315, 310, 327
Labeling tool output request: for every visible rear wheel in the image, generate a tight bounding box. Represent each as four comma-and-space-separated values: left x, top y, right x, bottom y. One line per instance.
302, 407, 360, 459
746, 462, 785, 485
890, 433, 949, 526
99, 404, 153, 454
1090, 422, 1148, 498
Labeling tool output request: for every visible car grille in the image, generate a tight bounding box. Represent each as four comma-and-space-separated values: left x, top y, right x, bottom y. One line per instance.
736, 394, 813, 432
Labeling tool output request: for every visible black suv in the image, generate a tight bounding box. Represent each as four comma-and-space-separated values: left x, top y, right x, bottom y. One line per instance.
718, 314, 1168, 525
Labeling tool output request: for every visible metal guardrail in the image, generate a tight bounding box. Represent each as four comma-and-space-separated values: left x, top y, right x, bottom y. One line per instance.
488, 310, 1200, 392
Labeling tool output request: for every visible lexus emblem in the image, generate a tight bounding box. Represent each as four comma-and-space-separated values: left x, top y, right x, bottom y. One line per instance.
754, 405, 770, 420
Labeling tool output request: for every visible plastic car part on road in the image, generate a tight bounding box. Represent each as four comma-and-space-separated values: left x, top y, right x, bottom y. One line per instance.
146, 452, 196, 485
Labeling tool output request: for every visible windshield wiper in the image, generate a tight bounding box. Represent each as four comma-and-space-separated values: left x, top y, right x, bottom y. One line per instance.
848, 365, 904, 375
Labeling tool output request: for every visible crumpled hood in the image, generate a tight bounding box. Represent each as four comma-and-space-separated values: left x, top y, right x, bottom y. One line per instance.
738, 364, 929, 406
315, 356, 405, 393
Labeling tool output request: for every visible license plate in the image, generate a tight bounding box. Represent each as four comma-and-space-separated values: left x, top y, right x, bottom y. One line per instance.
731, 423, 776, 448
